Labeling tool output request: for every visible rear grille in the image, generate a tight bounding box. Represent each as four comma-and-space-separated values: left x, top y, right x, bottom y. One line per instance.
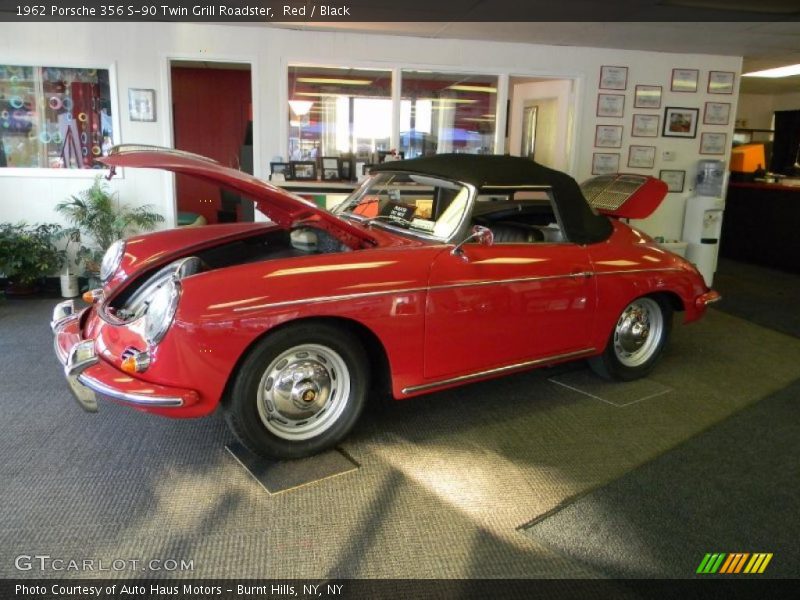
581, 175, 648, 211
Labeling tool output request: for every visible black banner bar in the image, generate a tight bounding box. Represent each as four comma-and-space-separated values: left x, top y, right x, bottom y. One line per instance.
1, 0, 799, 22
0, 579, 794, 600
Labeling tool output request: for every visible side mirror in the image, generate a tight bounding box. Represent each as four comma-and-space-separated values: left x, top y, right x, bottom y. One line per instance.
451, 225, 494, 258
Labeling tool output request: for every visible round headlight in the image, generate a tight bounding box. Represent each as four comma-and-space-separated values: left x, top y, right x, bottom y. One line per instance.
100, 240, 125, 284
144, 278, 180, 345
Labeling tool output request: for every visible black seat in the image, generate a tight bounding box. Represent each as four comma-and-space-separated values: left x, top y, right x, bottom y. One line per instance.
488, 222, 545, 243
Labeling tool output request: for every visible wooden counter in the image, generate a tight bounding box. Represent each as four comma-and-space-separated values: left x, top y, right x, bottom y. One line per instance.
720, 182, 800, 274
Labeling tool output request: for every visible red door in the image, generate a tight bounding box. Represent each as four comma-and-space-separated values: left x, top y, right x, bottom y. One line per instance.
423, 242, 596, 380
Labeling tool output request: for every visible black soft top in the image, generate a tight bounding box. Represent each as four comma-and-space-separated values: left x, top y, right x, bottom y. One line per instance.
372, 154, 612, 244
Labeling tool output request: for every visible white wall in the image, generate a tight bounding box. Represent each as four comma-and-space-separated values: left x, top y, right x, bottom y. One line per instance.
0, 22, 741, 241
736, 93, 776, 129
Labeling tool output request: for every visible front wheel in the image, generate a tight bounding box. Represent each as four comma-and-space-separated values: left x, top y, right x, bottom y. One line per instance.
224, 323, 368, 459
589, 296, 672, 381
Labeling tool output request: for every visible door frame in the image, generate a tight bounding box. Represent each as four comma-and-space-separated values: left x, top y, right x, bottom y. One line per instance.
160, 52, 261, 227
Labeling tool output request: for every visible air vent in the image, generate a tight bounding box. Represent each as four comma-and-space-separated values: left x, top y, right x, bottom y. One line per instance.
581, 175, 649, 212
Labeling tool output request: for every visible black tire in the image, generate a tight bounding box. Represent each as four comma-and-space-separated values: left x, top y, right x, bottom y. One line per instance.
589, 295, 673, 381
224, 322, 368, 459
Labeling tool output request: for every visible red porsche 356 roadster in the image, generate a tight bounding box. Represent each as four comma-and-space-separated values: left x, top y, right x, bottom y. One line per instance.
51, 146, 719, 458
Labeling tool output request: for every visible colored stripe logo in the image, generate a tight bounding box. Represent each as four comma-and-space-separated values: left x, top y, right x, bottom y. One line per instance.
696, 553, 773, 574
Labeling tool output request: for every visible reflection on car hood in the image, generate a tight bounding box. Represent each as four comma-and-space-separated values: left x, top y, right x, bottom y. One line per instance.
98, 145, 376, 249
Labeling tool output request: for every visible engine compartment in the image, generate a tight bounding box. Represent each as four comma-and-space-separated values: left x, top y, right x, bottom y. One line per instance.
106, 226, 349, 316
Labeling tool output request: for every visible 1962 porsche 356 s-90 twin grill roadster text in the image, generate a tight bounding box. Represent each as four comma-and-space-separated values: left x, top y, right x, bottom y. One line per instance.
51, 146, 719, 458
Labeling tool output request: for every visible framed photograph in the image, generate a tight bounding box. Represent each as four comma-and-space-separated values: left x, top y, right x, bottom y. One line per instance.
594, 124, 623, 148
671, 68, 699, 93
597, 93, 625, 118
291, 161, 317, 180
320, 156, 340, 180
128, 88, 156, 122
628, 145, 656, 169
662, 107, 699, 138
599, 66, 628, 90
270, 162, 290, 181
631, 114, 660, 137
592, 152, 620, 175
703, 102, 731, 126
700, 132, 728, 155
708, 71, 735, 95
659, 169, 686, 193
634, 85, 662, 109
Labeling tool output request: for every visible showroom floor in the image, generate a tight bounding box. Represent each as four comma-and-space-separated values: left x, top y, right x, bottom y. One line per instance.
1, 266, 798, 579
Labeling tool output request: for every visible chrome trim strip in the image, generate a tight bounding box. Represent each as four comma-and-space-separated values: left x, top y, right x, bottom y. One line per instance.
233, 287, 429, 312
77, 374, 185, 407
401, 348, 597, 395
594, 267, 683, 276
233, 267, 682, 313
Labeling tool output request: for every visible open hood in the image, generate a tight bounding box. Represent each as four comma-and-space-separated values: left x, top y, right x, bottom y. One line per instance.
580, 174, 668, 220
98, 145, 376, 249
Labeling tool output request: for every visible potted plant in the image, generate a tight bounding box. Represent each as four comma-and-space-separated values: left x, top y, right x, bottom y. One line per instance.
56, 176, 164, 284
0, 223, 64, 296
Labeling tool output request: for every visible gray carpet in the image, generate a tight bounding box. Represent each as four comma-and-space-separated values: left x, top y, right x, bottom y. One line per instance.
522, 378, 800, 578
1, 295, 799, 579
713, 258, 800, 339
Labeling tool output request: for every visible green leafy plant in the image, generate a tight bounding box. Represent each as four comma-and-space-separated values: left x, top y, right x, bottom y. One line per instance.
0, 223, 64, 286
56, 176, 164, 274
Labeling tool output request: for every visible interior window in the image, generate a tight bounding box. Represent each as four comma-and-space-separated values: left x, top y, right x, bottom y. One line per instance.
472, 187, 566, 244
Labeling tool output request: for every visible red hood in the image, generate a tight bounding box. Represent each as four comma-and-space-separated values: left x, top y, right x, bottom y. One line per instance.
98, 146, 376, 249
580, 174, 668, 220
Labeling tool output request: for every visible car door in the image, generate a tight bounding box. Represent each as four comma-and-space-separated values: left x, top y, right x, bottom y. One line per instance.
423, 203, 596, 381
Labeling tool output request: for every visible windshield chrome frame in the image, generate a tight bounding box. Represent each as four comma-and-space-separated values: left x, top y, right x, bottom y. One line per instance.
336, 173, 477, 244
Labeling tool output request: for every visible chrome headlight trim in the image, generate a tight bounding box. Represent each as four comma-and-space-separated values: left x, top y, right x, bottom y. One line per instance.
144, 277, 181, 346
100, 240, 125, 284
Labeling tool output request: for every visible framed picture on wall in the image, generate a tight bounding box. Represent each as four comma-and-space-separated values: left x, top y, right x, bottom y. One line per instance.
631, 114, 660, 137
599, 66, 628, 90
700, 132, 728, 155
671, 68, 699, 93
592, 152, 620, 175
291, 161, 317, 180
594, 124, 623, 148
708, 71, 735, 94
703, 102, 731, 125
659, 169, 686, 193
128, 88, 156, 122
634, 85, 662, 109
662, 107, 699, 138
628, 145, 656, 169
597, 93, 625, 118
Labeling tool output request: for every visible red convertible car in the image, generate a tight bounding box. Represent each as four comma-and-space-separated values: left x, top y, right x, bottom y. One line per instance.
51, 146, 719, 458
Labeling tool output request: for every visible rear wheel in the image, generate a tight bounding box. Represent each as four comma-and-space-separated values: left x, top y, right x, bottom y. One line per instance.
589, 296, 672, 381
224, 323, 368, 459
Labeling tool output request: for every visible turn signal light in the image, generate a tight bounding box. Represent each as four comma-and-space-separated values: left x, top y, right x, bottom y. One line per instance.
82, 288, 105, 304
121, 351, 151, 374
695, 290, 721, 308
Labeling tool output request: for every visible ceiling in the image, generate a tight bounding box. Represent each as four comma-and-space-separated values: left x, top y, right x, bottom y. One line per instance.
269, 20, 800, 95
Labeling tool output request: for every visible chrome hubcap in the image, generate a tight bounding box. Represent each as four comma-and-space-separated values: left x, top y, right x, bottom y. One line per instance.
613, 298, 663, 367
256, 344, 350, 441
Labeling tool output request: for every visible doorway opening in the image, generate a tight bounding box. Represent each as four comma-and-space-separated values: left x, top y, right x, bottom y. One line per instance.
170, 60, 254, 225
507, 76, 574, 172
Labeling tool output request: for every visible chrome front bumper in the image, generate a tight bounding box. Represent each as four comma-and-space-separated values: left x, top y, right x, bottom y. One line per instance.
51, 300, 192, 412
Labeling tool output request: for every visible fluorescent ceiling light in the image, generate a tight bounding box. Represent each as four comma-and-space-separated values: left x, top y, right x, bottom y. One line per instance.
743, 64, 800, 78
297, 77, 372, 85
447, 85, 497, 93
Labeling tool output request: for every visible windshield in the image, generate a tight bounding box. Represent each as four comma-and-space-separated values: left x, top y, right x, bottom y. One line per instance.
333, 172, 471, 240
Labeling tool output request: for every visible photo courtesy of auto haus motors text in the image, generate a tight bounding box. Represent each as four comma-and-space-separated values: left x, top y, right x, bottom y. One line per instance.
14, 583, 345, 597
